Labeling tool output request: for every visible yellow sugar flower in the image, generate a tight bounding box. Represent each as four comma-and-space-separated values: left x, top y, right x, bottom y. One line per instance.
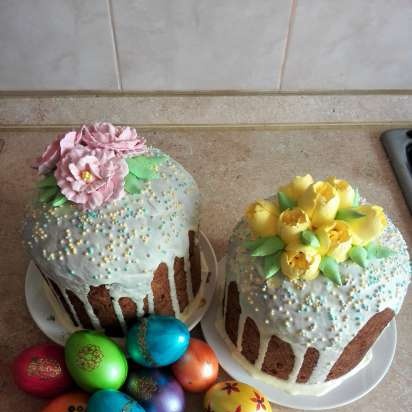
298, 181, 340, 227
280, 244, 321, 281
316, 220, 353, 262
327, 176, 355, 209
279, 174, 314, 201
245, 199, 279, 237
347, 205, 387, 246
278, 207, 311, 244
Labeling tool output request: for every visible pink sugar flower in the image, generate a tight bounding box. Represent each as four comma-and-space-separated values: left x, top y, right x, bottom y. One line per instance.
81, 122, 146, 157
55, 146, 128, 210
34, 130, 82, 175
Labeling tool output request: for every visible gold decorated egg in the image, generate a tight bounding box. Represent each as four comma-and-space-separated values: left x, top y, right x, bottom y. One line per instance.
204, 380, 272, 412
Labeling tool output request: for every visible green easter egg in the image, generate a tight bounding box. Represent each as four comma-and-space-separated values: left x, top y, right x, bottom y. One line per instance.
64, 330, 128, 392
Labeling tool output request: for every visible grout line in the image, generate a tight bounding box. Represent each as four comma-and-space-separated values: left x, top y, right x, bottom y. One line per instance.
1, 90, 412, 97
277, 0, 297, 90
1, 122, 411, 132
107, 0, 123, 91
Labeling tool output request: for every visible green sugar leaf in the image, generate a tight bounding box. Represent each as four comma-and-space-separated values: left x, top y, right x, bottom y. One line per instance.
51, 193, 68, 207
335, 208, 365, 221
319, 256, 342, 286
37, 174, 57, 188
277, 191, 296, 212
365, 242, 395, 260
250, 235, 284, 257
38, 186, 58, 203
124, 174, 145, 194
263, 252, 282, 280
126, 155, 164, 180
244, 237, 267, 250
352, 188, 361, 207
349, 245, 368, 268
300, 230, 320, 248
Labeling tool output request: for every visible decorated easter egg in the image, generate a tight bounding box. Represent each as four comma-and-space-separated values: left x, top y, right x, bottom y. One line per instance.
125, 368, 185, 412
171, 338, 219, 392
41, 391, 89, 412
204, 381, 272, 412
126, 315, 190, 367
64, 330, 128, 392
87, 390, 145, 412
12, 343, 72, 397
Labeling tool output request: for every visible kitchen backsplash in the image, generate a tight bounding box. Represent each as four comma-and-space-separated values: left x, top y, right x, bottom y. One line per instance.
0, 0, 411, 91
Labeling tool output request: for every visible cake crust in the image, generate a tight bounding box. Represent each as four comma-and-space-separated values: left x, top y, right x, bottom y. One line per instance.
326, 307, 394, 380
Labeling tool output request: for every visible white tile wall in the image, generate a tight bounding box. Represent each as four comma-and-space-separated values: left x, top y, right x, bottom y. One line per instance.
110, 0, 292, 90
0, 0, 119, 90
282, 0, 412, 90
0, 0, 411, 91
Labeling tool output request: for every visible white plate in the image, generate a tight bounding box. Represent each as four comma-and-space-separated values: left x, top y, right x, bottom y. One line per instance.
25, 231, 218, 346
201, 258, 397, 410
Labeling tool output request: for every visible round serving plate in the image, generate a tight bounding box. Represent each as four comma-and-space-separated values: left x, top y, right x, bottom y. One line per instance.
25, 231, 218, 346
201, 257, 397, 410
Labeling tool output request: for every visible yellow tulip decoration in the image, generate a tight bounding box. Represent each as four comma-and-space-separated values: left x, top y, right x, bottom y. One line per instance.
245, 200, 279, 238
243, 176, 395, 286
280, 244, 321, 281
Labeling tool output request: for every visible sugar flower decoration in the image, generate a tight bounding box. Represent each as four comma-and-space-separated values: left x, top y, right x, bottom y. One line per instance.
35, 130, 82, 175
81, 122, 147, 157
55, 146, 128, 210
34, 122, 161, 211
245, 200, 279, 238
244, 175, 393, 286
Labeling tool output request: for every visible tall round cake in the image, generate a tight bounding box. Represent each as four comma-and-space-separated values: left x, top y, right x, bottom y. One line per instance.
218, 175, 410, 395
23, 123, 201, 337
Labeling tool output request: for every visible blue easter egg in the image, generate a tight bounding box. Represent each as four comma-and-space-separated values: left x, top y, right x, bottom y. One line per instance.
126, 315, 190, 367
125, 368, 185, 412
87, 389, 145, 412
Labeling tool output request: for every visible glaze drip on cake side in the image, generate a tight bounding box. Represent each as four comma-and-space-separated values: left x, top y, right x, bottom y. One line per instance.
23, 147, 201, 334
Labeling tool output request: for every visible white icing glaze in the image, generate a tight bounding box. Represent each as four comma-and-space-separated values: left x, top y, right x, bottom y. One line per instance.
220, 216, 410, 393
237, 313, 247, 349
215, 313, 373, 396
23, 148, 200, 331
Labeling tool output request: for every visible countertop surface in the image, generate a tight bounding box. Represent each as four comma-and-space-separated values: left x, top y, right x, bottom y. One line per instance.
0, 96, 411, 411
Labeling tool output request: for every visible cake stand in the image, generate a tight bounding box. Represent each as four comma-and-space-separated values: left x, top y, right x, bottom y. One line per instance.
201, 258, 397, 410
25, 231, 218, 346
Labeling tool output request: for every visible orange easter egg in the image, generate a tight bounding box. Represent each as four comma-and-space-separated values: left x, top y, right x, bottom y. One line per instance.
171, 338, 219, 392
204, 380, 272, 412
41, 391, 89, 412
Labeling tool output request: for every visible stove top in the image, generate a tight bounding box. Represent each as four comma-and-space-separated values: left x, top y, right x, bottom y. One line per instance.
381, 129, 412, 213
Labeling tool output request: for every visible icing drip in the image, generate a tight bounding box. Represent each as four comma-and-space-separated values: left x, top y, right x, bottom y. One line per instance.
288, 344, 305, 383
185, 254, 194, 301
167, 261, 180, 315
63, 291, 81, 326
220, 216, 410, 394
23, 149, 201, 332
147, 290, 155, 314
216, 312, 373, 396
237, 313, 247, 349
111, 297, 128, 335
255, 336, 270, 370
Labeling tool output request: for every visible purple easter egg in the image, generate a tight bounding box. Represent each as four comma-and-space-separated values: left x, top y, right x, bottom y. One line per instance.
125, 368, 185, 412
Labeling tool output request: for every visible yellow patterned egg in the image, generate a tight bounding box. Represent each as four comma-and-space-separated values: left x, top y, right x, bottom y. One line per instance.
203, 380, 272, 412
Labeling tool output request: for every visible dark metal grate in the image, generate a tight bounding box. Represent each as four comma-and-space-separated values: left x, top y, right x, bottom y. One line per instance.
381, 129, 412, 213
